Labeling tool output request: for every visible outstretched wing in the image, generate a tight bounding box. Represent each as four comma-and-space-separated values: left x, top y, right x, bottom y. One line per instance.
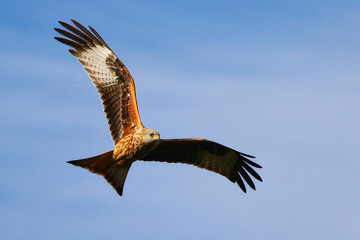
54, 20, 142, 143
141, 139, 262, 192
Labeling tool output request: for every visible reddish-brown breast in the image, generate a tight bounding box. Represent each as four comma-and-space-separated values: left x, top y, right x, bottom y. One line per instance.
113, 125, 144, 164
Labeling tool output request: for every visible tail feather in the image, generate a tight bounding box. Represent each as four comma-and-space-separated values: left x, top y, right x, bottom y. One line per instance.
67, 150, 114, 175
105, 164, 132, 196
67, 150, 132, 196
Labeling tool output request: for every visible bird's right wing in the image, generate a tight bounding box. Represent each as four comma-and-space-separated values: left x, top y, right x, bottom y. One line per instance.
54, 20, 142, 143
141, 139, 262, 192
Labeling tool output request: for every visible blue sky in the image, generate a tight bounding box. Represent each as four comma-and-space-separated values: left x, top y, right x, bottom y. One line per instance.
1, 0, 360, 239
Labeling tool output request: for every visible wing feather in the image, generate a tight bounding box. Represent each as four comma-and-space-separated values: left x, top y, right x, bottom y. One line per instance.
141, 139, 262, 193
54, 20, 142, 143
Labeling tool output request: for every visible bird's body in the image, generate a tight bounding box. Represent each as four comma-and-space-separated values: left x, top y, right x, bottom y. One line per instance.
113, 127, 159, 164
55, 20, 262, 196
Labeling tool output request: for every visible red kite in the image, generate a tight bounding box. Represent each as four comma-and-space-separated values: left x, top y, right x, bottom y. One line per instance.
54, 20, 262, 196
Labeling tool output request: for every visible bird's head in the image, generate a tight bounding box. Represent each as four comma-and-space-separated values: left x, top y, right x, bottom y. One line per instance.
142, 128, 160, 146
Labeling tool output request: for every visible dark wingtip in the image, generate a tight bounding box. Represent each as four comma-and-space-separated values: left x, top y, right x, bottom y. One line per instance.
58, 21, 68, 28
71, 19, 83, 28
235, 174, 247, 193
243, 158, 262, 168
238, 151, 256, 158
239, 168, 256, 190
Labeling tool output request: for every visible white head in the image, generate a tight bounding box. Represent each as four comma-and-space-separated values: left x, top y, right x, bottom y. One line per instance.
142, 128, 160, 146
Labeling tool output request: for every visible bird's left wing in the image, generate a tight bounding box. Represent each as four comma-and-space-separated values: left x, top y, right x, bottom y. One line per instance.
141, 139, 262, 192
54, 20, 142, 143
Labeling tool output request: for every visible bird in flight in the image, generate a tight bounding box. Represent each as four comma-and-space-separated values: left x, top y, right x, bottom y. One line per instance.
54, 20, 262, 196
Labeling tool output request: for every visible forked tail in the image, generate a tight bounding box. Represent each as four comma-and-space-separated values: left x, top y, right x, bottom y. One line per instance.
67, 150, 132, 196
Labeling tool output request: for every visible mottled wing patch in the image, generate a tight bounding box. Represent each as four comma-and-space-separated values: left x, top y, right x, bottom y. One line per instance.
54, 20, 142, 143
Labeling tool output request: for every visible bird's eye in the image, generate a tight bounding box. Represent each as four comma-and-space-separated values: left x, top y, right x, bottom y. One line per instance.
149, 133, 154, 137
